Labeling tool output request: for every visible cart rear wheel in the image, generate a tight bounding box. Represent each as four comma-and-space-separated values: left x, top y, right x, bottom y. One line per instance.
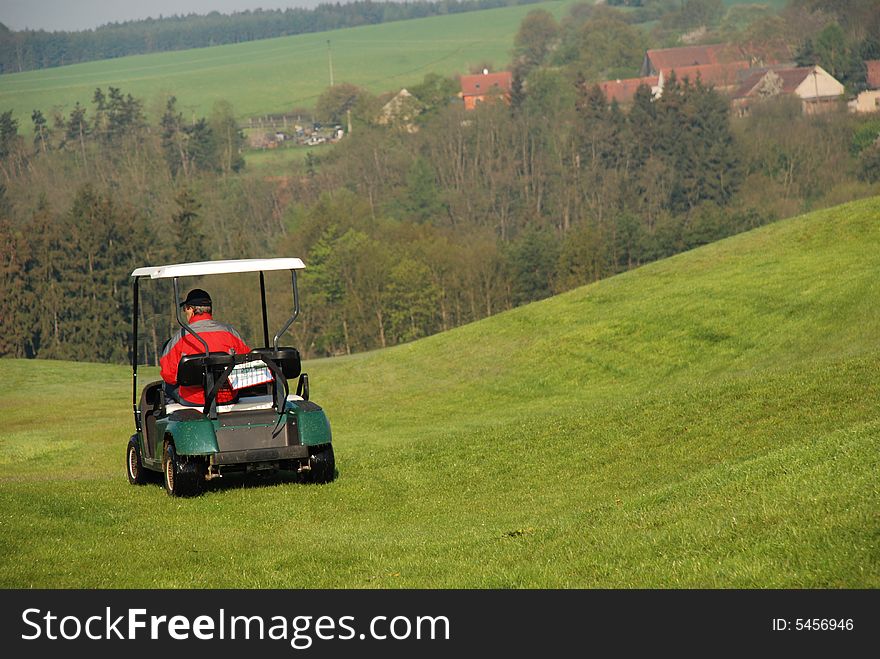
305, 444, 335, 484
163, 442, 205, 497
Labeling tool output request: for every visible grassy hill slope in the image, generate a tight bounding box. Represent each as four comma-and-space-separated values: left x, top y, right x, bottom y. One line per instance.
1, 196, 878, 588
0, 1, 575, 129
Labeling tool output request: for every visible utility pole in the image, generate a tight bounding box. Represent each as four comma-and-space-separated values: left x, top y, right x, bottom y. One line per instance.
327, 40, 334, 87
812, 68, 820, 115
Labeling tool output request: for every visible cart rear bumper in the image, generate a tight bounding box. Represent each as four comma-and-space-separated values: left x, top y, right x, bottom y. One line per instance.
210, 445, 309, 465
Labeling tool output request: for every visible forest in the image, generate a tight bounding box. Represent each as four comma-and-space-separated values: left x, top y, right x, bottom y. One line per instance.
0, 0, 541, 74
1, 0, 879, 365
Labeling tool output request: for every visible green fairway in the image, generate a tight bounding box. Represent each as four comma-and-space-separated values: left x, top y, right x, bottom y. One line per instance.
1, 196, 879, 588
0, 1, 575, 128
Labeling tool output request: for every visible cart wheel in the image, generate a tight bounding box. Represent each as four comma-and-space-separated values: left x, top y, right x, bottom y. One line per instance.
163, 442, 204, 497
126, 435, 148, 485
306, 444, 335, 484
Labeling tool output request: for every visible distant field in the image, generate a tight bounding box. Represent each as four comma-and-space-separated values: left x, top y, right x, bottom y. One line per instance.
1, 196, 878, 588
0, 0, 789, 129
243, 144, 323, 175
0, 1, 576, 128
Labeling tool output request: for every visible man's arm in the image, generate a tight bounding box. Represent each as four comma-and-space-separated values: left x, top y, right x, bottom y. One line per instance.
234, 335, 251, 355
160, 332, 183, 384
223, 324, 251, 355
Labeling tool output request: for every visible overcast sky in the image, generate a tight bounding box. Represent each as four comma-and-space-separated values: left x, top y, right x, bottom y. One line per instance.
0, 1, 337, 32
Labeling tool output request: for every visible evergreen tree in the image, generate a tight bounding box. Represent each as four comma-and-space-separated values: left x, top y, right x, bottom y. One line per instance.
172, 187, 206, 262
653, 76, 741, 212
0, 218, 32, 357
161, 96, 188, 177
398, 157, 444, 223
0, 110, 22, 180
31, 109, 51, 153
22, 186, 135, 361
185, 118, 216, 174
63, 102, 90, 169
627, 84, 657, 170
503, 223, 560, 306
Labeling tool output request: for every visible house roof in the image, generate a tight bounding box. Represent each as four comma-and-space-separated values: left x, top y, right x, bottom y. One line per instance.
379, 88, 425, 124
460, 71, 512, 96
667, 61, 750, 88
599, 77, 659, 104
733, 69, 768, 98
645, 44, 740, 73
867, 60, 880, 90
732, 66, 841, 100
381, 89, 422, 114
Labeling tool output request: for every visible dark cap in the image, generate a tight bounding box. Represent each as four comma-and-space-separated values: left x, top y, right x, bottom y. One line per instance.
180, 288, 212, 308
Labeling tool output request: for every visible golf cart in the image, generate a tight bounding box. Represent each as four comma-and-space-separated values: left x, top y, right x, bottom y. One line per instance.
126, 258, 334, 496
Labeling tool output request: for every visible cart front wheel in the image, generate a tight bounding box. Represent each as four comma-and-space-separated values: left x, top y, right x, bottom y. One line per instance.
126, 435, 148, 485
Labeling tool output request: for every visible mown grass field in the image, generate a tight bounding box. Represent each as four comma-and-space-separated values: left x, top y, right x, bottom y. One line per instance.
0, 1, 577, 129
1, 196, 878, 588
242, 143, 322, 175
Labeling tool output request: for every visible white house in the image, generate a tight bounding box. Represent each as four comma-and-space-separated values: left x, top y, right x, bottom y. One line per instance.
732, 65, 844, 115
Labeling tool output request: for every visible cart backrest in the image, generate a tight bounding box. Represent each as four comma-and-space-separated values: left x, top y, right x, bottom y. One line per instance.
251, 347, 301, 379
177, 352, 236, 387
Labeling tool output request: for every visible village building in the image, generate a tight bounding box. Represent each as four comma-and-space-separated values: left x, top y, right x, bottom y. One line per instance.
849, 60, 880, 114
663, 60, 751, 92
377, 88, 424, 132
460, 70, 512, 110
849, 90, 880, 113
598, 75, 661, 105
641, 44, 750, 77
599, 44, 752, 105
732, 65, 844, 116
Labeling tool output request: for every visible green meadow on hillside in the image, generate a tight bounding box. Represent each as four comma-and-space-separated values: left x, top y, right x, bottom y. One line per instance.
0, 196, 878, 588
0, 1, 576, 129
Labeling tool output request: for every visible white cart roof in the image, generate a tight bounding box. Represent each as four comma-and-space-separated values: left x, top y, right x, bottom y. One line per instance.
131, 258, 305, 279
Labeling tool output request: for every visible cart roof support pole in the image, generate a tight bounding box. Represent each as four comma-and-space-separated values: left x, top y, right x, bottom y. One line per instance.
132, 277, 141, 432
273, 270, 300, 351
259, 271, 270, 349
173, 277, 210, 356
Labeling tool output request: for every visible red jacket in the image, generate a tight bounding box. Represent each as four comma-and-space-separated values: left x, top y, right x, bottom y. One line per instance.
160, 313, 251, 404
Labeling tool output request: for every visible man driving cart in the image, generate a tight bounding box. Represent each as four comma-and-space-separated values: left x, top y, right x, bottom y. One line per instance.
160, 288, 250, 406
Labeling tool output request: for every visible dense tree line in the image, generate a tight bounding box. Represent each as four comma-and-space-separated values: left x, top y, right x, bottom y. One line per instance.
0, 0, 542, 74
1, 1, 879, 364
0, 87, 264, 363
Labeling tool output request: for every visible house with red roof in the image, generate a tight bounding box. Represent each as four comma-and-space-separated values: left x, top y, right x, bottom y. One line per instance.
598, 76, 660, 105
664, 60, 751, 91
641, 44, 746, 75
732, 65, 844, 115
637, 44, 750, 95
596, 54, 748, 106
460, 70, 513, 110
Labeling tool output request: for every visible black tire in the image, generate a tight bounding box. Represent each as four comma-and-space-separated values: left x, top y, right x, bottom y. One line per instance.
163, 442, 205, 497
305, 444, 336, 484
126, 435, 149, 485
